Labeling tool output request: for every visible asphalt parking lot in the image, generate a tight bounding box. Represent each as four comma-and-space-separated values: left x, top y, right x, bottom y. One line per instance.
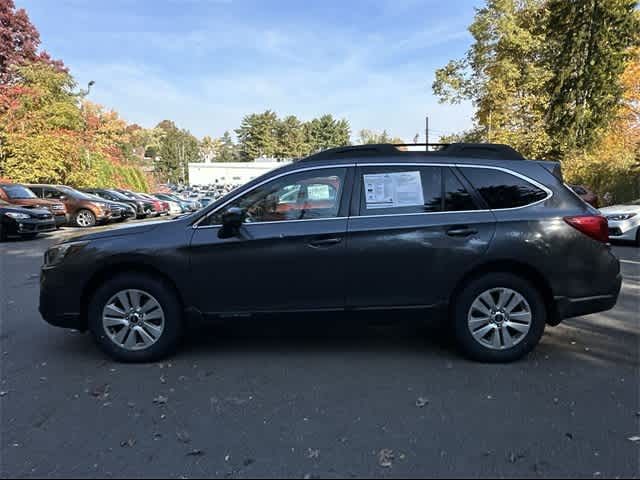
0, 223, 638, 479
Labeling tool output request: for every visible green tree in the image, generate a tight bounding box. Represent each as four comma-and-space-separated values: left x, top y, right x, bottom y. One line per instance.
155, 120, 199, 183
304, 114, 351, 152
432, 0, 551, 158
217, 131, 238, 162
235, 110, 280, 160
198, 135, 222, 162
275, 115, 308, 158
357, 129, 404, 144
545, 0, 640, 156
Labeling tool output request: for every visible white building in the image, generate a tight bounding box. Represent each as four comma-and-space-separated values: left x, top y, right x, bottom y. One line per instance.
188, 160, 292, 186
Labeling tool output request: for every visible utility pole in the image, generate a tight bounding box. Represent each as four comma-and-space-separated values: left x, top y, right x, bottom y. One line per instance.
425, 115, 429, 151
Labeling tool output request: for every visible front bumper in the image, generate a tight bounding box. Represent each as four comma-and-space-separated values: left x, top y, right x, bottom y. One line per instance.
608, 218, 639, 241
40, 265, 85, 330
6, 217, 56, 236
54, 214, 67, 227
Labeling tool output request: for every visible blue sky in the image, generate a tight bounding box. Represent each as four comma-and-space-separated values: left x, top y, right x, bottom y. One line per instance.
19, 0, 480, 141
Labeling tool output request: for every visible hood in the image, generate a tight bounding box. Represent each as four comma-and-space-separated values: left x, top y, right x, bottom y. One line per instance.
1, 204, 51, 216
63, 218, 174, 243
600, 205, 640, 215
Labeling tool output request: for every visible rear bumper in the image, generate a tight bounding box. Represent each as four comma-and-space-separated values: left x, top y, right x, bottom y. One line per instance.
552, 273, 622, 323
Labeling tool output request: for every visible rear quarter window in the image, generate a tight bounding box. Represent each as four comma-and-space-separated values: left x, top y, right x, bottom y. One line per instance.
461, 168, 549, 209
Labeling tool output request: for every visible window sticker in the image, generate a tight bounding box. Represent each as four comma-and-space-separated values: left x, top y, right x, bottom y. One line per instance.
363, 171, 424, 209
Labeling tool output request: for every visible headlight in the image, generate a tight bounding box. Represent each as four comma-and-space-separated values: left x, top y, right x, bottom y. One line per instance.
606, 213, 637, 221
5, 212, 31, 220
44, 241, 89, 267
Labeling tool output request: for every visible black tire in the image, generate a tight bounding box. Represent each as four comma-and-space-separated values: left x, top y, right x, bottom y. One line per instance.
75, 209, 96, 228
0, 223, 7, 242
21, 233, 38, 240
88, 273, 184, 363
452, 273, 546, 363
635, 228, 640, 247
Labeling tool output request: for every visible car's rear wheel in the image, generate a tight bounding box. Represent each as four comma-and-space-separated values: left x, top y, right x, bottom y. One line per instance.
635, 228, 640, 247
452, 273, 546, 363
75, 209, 96, 228
88, 273, 183, 362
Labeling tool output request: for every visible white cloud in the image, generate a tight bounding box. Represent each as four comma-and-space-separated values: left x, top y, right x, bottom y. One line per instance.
70, 15, 475, 142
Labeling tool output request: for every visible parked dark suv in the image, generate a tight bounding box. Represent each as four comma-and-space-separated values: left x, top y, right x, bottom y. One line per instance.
39, 143, 622, 363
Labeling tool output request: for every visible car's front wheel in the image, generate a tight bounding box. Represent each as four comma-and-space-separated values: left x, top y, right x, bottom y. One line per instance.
88, 273, 184, 362
452, 273, 546, 363
75, 209, 96, 228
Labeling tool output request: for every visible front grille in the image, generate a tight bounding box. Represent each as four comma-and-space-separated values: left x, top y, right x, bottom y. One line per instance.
609, 227, 623, 236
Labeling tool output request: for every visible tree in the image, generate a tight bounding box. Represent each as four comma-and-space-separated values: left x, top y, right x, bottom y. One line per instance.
545, 0, 640, 156
155, 121, 199, 184
198, 135, 221, 163
432, 0, 551, 159
0, 0, 64, 84
235, 110, 280, 160
304, 114, 351, 152
357, 129, 404, 144
217, 131, 238, 162
275, 115, 308, 158
563, 47, 640, 202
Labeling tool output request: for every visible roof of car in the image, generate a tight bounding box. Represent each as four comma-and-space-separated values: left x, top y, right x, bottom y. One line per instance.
299, 143, 525, 163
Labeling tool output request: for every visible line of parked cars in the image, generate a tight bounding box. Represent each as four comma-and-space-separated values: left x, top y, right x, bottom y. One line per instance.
0, 182, 202, 241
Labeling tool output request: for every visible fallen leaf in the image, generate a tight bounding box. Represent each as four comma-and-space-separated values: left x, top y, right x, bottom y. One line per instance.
416, 397, 429, 408
120, 439, 136, 448
307, 448, 319, 459
153, 395, 168, 405
187, 449, 205, 457
628, 436, 640, 442
378, 449, 394, 468
176, 431, 191, 444
90, 384, 110, 399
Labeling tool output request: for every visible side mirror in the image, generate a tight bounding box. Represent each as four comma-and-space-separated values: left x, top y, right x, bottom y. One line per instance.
218, 207, 245, 238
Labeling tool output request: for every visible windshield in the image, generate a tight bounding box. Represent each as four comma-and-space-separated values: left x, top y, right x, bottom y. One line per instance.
2, 184, 37, 199
59, 186, 97, 201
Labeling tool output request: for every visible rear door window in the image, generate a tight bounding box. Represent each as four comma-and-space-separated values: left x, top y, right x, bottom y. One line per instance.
460, 167, 548, 209
359, 166, 442, 215
444, 168, 477, 212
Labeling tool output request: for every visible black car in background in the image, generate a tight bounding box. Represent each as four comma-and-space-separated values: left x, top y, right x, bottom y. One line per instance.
39, 143, 621, 364
82, 188, 154, 219
0, 199, 56, 241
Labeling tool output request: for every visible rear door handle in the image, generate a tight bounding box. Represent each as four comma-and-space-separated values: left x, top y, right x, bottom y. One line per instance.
308, 237, 343, 248
446, 227, 478, 237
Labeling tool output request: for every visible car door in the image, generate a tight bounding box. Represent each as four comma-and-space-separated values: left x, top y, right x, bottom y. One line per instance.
189, 166, 354, 315
346, 163, 496, 310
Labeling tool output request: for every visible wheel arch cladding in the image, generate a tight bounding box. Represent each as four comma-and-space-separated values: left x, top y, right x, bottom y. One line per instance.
450, 259, 558, 326
80, 262, 185, 328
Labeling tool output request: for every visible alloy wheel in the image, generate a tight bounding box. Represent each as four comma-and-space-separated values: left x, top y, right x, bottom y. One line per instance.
76, 210, 95, 227
101, 289, 165, 351
467, 288, 532, 350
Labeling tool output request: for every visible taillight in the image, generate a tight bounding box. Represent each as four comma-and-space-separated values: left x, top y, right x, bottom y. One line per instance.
564, 215, 609, 243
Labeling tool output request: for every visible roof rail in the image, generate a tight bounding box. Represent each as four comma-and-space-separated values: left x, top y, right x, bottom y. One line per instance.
299, 143, 525, 162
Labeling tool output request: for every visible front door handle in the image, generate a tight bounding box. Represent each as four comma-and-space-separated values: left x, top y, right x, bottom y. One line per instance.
308, 237, 343, 248
446, 226, 478, 237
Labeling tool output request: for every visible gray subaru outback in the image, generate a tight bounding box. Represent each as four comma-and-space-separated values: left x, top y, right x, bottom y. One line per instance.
40, 143, 622, 363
